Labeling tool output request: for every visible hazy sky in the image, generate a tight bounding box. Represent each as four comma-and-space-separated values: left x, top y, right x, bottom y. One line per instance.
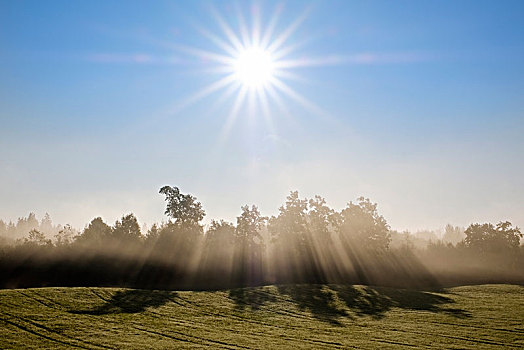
1, 0, 523, 232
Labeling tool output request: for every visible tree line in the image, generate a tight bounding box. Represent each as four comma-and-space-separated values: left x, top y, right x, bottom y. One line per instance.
0, 186, 522, 289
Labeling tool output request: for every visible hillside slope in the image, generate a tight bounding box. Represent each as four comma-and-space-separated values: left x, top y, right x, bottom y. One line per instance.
1, 284, 523, 349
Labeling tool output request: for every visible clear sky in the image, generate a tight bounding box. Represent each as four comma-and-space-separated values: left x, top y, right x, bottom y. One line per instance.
1, 0, 523, 232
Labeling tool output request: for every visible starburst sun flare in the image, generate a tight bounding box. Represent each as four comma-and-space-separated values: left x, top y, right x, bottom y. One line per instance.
233, 46, 275, 88
172, 4, 326, 140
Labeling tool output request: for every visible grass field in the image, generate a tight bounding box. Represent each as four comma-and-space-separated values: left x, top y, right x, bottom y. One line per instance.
1, 284, 522, 349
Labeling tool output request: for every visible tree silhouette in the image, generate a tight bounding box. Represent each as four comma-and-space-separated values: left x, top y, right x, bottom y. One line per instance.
443, 224, 465, 245
24, 229, 51, 246
0, 220, 6, 237
268, 191, 329, 282
112, 213, 142, 243
308, 195, 336, 239
236, 205, 266, 248
234, 205, 267, 285
40, 213, 54, 235
16, 212, 39, 239
337, 197, 391, 251
269, 191, 309, 252
76, 217, 112, 247
159, 186, 205, 227
54, 224, 76, 246
1, 187, 523, 290
200, 219, 236, 284
464, 221, 522, 253
206, 220, 235, 247
144, 223, 161, 247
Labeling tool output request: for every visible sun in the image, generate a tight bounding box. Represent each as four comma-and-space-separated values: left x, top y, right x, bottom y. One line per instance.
233, 46, 275, 88
171, 4, 327, 140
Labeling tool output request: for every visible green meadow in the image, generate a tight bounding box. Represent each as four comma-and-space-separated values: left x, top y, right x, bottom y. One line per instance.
1, 284, 522, 349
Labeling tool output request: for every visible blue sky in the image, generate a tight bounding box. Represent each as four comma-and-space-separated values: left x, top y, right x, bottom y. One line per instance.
1, 0, 523, 232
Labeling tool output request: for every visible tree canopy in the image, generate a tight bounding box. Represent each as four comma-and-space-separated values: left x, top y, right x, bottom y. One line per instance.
77, 217, 112, 246
159, 186, 205, 226
112, 214, 141, 242
337, 197, 391, 251
464, 221, 522, 253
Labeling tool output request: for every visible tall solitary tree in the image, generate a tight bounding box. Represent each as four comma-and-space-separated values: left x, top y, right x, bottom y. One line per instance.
155, 186, 206, 263
159, 186, 205, 227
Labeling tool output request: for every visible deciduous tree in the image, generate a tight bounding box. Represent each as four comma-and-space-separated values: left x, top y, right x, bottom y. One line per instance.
464, 221, 522, 253
159, 186, 205, 227
337, 197, 391, 251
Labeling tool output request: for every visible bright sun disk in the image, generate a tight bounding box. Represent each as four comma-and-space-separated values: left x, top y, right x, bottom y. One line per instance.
233, 47, 274, 88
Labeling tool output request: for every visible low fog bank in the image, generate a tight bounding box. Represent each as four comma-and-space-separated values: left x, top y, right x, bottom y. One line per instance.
1, 187, 522, 290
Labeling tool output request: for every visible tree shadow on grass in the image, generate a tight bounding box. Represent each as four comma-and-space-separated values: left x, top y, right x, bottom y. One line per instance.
228, 287, 277, 311
333, 285, 471, 320
229, 284, 471, 325
277, 285, 350, 325
69, 289, 176, 315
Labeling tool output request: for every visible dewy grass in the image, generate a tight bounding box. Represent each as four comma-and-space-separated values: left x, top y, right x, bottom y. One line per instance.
1, 284, 523, 349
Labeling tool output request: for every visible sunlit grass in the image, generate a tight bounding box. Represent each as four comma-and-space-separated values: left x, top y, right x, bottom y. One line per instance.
1, 284, 522, 349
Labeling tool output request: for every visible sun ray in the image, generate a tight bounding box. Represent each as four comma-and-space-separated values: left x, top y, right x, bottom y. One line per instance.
176, 45, 236, 65
247, 85, 257, 124
270, 77, 330, 120
168, 74, 237, 115
265, 84, 296, 124
274, 55, 349, 69
260, 4, 282, 49
202, 80, 242, 120
256, 87, 276, 135
235, 4, 252, 48
159, 3, 336, 145
195, 25, 238, 57
271, 37, 311, 61
267, 6, 311, 54
199, 65, 236, 75
208, 5, 245, 52
273, 69, 308, 83
250, 3, 261, 47
219, 85, 249, 144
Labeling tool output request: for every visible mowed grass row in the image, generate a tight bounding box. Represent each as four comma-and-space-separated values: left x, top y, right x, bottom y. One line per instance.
1, 284, 523, 349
